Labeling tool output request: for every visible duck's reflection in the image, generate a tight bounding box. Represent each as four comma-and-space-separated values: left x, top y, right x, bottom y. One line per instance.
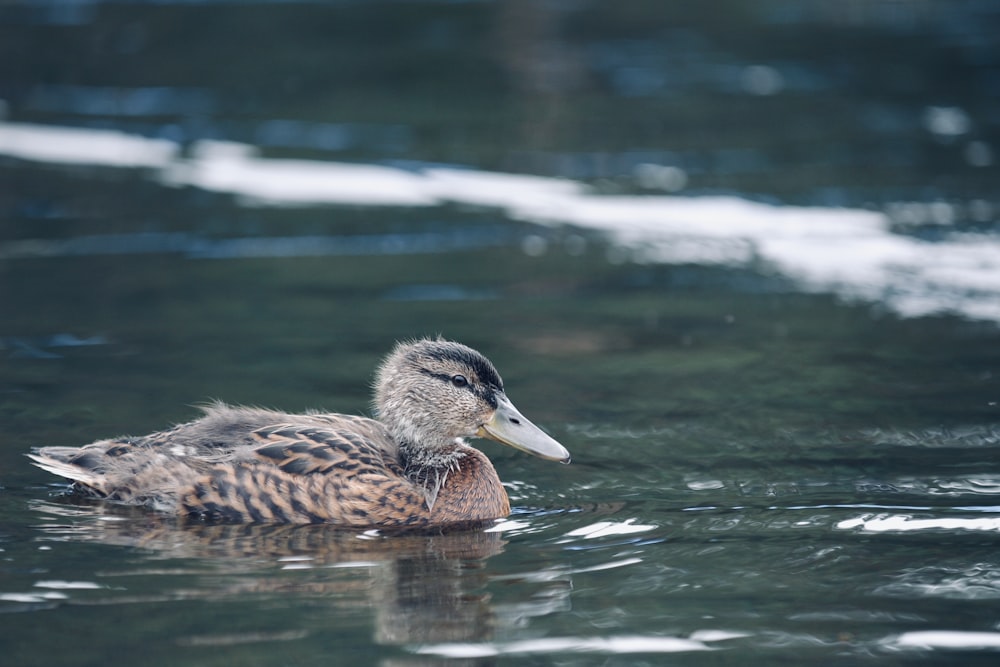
29, 499, 512, 648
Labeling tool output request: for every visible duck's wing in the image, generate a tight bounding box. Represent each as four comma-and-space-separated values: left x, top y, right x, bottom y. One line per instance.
180, 420, 434, 526
250, 422, 404, 477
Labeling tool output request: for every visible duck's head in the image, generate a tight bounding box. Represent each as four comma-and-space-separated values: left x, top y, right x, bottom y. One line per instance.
374, 338, 570, 464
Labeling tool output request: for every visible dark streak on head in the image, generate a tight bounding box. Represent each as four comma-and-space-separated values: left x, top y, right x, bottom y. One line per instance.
411, 340, 504, 391
419, 350, 503, 410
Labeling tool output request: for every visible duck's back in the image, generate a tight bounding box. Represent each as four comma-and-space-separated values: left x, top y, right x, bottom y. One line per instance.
29, 403, 509, 527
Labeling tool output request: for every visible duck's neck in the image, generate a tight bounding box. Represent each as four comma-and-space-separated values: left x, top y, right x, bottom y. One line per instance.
398, 440, 469, 511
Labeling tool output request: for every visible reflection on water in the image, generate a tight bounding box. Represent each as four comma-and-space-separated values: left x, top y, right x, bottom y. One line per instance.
21, 499, 686, 657
29, 500, 507, 647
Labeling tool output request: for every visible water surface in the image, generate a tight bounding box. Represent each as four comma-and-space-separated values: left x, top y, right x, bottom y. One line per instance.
2, 2, 999, 665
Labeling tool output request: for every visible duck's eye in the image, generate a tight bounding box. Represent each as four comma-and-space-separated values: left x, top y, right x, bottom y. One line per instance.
451, 374, 468, 388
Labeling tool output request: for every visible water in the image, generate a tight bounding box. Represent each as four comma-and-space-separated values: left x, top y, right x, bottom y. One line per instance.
2, 1, 1000, 665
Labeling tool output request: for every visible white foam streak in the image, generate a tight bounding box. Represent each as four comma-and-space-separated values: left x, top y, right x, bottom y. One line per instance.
3, 120, 999, 323
426, 167, 584, 210
515, 193, 886, 240
163, 140, 435, 207
514, 190, 1000, 321
0, 122, 178, 168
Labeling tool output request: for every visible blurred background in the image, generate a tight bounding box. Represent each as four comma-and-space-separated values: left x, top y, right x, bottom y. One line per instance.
2, 0, 997, 425
2, 1, 1000, 665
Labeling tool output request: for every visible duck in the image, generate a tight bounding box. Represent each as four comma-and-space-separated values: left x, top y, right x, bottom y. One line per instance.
28, 338, 571, 529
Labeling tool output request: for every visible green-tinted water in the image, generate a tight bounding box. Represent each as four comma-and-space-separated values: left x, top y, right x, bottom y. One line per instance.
2, 2, 1000, 665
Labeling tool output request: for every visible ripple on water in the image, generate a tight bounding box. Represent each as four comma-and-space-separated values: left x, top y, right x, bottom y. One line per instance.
934, 477, 1000, 495
863, 426, 1000, 449
876, 562, 1000, 600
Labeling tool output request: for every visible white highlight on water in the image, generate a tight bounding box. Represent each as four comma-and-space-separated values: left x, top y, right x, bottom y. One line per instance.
561, 518, 657, 540
837, 514, 1000, 533
892, 630, 1000, 650
414, 634, 718, 657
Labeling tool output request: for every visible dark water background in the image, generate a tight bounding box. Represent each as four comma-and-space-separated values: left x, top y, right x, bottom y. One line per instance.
2, 1, 1000, 665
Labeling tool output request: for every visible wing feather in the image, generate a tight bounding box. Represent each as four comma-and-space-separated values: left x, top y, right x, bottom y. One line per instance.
180, 421, 433, 525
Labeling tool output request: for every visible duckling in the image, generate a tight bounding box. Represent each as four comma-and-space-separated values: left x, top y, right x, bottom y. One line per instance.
28, 338, 570, 529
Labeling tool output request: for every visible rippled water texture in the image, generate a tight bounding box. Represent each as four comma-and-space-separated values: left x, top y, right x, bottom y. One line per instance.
2, 2, 999, 665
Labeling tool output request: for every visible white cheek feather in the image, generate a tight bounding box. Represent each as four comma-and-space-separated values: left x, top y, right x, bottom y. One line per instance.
169, 445, 193, 457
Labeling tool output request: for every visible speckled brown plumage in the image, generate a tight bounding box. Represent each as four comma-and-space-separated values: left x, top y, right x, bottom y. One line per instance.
28, 338, 570, 528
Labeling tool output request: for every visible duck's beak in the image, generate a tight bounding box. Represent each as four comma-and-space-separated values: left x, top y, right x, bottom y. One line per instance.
477, 394, 571, 463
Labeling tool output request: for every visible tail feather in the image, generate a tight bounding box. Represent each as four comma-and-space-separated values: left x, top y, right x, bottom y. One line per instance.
27, 451, 106, 493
